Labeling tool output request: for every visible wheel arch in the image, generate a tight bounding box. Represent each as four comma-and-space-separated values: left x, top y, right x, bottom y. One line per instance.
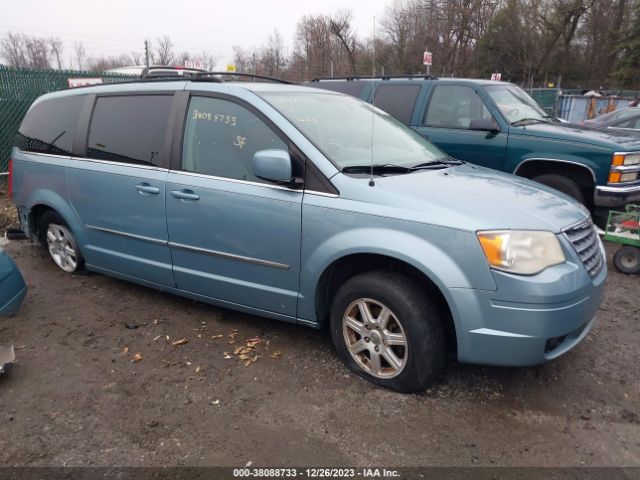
313, 252, 458, 355
24, 189, 84, 244
513, 158, 597, 196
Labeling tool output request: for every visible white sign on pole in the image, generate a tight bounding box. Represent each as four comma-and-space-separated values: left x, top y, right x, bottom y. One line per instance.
490, 73, 502, 81
423, 51, 433, 66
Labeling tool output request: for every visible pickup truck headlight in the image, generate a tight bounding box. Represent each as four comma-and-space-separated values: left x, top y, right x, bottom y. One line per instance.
477, 230, 566, 275
609, 153, 640, 183
612, 153, 640, 166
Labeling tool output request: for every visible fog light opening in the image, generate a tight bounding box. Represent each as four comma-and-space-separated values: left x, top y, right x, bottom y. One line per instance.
545, 335, 567, 353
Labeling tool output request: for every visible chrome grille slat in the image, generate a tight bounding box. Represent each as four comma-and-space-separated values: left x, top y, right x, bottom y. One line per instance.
564, 218, 604, 278
568, 228, 593, 243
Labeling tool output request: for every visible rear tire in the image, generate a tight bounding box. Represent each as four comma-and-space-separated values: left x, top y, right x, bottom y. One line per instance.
532, 174, 586, 205
39, 211, 84, 273
330, 271, 446, 393
613, 246, 640, 275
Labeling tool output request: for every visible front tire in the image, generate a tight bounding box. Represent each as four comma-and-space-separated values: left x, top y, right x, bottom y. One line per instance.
330, 271, 445, 393
39, 211, 84, 273
532, 174, 586, 204
613, 246, 640, 275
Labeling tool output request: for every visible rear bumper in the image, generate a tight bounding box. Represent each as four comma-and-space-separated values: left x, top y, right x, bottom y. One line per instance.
445, 250, 607, 367
594, 184, 640, 208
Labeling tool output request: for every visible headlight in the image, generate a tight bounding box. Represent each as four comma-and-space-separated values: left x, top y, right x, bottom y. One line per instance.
477, 230, 566, 275
612, 153, 640, 166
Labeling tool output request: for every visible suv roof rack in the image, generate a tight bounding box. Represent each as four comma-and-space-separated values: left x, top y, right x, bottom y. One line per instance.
66, 71, 292, 90
136, 70, 291, 84
194, 72, 292, 84
311, 75, 438, 82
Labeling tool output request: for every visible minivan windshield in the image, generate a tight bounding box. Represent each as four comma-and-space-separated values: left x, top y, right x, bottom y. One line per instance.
484, 85, 550, 125
259, 92, 447, 169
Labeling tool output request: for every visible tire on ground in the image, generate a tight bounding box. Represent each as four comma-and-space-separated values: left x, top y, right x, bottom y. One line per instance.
330, 270, 446, 393
613, 245, 640, 275
39, 210, 85, 273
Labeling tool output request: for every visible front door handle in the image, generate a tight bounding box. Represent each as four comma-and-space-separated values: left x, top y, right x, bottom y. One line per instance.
135, 183, 160, 195
171, 189, 200, 201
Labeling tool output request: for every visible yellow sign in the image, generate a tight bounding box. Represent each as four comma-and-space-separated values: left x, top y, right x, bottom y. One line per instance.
226, 64, 236, 72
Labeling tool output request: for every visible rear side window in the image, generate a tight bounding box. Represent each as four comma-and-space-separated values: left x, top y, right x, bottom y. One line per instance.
373, 84, 421, 124
314, 81, 366, 98
87, 95, 172, 167
16, 95, 84, 155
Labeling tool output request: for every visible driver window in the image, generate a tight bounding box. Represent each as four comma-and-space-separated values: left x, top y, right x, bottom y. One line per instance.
182, 96, 287, 183
423, 85, 493, 129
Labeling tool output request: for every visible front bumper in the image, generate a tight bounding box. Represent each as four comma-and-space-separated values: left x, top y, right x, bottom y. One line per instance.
594, 184, 640, 208
445, 246, 607, 367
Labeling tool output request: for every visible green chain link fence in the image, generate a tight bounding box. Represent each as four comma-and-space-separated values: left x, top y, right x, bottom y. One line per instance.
0, 66, 133, 184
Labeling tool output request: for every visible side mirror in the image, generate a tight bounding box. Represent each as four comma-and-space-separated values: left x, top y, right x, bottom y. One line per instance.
252, 149, 294, 184
469, 118, 500, 133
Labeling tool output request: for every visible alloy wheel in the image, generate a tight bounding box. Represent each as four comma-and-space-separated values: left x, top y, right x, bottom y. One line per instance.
342, 298, 408, 379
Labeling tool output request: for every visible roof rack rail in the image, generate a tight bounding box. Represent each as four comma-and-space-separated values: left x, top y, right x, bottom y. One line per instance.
311, 75, 438, 82
194, 72, 292, 84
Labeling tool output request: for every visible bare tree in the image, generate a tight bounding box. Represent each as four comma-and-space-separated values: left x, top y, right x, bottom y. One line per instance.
48, 36, 64, 69
200, 51, 217, 70
129, 50, 143, 65
1, 32, 27, 68
23, 36, 51, 69
329, 11, 358, 74
154, 36, 175, 65
74, 41, 86, 70
87, 54, 134, 72
261, 30, 288, 76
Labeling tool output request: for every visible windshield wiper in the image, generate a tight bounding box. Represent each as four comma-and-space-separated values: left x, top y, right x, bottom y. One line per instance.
342, 164, 413, 174
410, 157, 464, 169
511, 118, 550, 127
342, 158, 463, 175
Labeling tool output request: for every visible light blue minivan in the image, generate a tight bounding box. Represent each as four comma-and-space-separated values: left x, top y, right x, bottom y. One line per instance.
9, 76, 606, 392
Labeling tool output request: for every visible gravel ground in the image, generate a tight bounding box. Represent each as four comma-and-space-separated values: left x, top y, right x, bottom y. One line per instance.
0, 203, 638, 467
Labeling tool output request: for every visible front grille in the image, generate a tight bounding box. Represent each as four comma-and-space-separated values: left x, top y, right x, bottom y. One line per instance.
564, 219, 605, 277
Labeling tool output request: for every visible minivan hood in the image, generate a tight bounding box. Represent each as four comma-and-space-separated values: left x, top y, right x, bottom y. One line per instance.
345, 164, 587, 233
511, 122, 640, 151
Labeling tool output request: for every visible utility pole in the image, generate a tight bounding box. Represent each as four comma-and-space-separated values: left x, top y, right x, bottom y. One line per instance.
144, 40, 150, 71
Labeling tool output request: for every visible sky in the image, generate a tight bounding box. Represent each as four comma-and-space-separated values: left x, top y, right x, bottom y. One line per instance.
1, 0, 388, 68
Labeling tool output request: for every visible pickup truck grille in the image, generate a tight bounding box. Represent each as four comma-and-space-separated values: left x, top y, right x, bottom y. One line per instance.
564, 219, 604, 277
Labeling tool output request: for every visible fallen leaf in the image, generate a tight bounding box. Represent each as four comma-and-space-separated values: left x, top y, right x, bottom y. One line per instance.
211, 399, 220, 405
223, 352, 231, 359
172, 338, 189, 346
195, 365, 201, 373
211, 334, 223, 339
121, 347, 129, 354
270, 351, 282, 359
228, 340, 236, 345
132, 353, 143, 363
